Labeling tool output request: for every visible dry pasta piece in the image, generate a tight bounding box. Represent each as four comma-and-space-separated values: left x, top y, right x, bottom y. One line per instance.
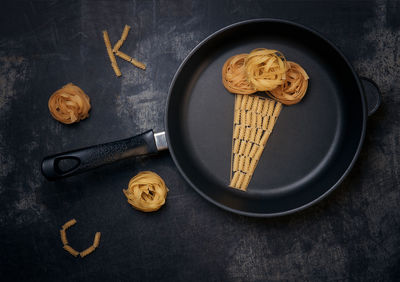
254, 145, 264, 160
245, 111, 252, 126
241, 95, 249, 110
244, 142, 252, 156
233, 125, 240, 139
222, 54, 256, 94
245, 48, 288, 91
235, 95, 242, 110
233, 154, 240, 171
60, 229, 68, 246
249, 144, 259, 159
267, 99, 275, 116
239, 141, 246, 155
48, 84, 91, 124
245, 96, 254, 110
236, 173, 246, 189
260, 131, 271, 147
261, 98, 270, 116
273, 102, 283, 118
248, 159, 258, 175
103, 30, 121, 77
116, 50, 146, 70
241, 174, 251, 190
63, 245, 79, 257
123, 171, 169, 212
113, 24, 131, 53
230, 171, 240, 187
249, 128, 257, 143
239, 156, 245, 171
238, 126, 245, 140
234, 110, 240, 124
256, 114, 263, 129
233, 139, 240, 154
251, 112, 257, 128
93, 232, 101, 248
254, 128, 263, 144
244, 127, 251, 140
243, 157, 251, 173
269, 61, 309, 105
251, 97, 259, 112
256, 98, 264, 113
62, 218, 77, 230
80, 245, 96, 258
262, 116, 270, 130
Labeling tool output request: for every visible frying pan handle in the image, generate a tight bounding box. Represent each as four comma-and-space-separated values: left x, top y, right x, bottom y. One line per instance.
41, 130, 158, 181
360, 77, 382, 116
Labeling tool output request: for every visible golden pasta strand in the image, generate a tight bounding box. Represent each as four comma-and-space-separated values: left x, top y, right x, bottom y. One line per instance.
113, 24, 131, 52
63, 245, 79, 257
116, 50, 146, 70
103, 30, 121, 77
60, 229, 68, 246
80, 245, 96, 258
93, 232, 101, 248
62, 218, 77, 230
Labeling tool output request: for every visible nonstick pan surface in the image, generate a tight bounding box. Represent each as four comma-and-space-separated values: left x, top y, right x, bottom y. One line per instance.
166, 19, 368, 217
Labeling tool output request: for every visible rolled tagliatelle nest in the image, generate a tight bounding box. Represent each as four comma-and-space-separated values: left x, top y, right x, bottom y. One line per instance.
222, 48, 309, 191
48, 83, 91, 124
123, 171, 169, 212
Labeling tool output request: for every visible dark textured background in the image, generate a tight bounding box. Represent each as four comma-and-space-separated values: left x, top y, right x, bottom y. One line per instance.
1, 0, 399, 281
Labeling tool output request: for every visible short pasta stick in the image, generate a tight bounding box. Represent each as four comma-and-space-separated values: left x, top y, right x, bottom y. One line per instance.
249, 128, 257, 143
244, 127, 251, 140
267, 99, 275, 116
233, 125, 240, 139
235, 95, 242, 110
243, 157, 251, 173
239, 156, 245, 171
62, 219, 77, 230
102, 30, 121, 77
234, 110, 240, 124
254, 145, 264, 160
251, 97, 259, 112
249, 159, 258, 173
80, 245, 96, 258
257, 98, 264, 113
261, 99, 270, 116
236, 172, 246, 188
254, 128, 263, 144
240, 95, 248, 110
256, 114, 263, 129
244, 142, 252, 156
230, 171, 240, 187
238, 125, 245, 140
113, 24, 131, 52
63, 245, 79, 257
238, 141, 246, 155
249, 144, 259, 159
93, 232, 101, 248
241, 174, 251, 190
251, 112, 257, 128
246, 95, 254, 110
262, 116, 270, 130
233, 139, 240, 154
240, 110, 247, 126
233, 154, 240, 171
273, 102, 283, 118
260, 131, 271, 147
245, 111, 252, 126
116, 51, 146, 70
268, 117, 276, 132
60, 229, 68, 245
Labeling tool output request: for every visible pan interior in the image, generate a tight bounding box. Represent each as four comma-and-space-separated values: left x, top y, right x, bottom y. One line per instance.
167, 20, 364, 216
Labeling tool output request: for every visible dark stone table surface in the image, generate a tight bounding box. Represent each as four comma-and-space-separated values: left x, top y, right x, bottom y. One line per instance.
1, 0, 399, 281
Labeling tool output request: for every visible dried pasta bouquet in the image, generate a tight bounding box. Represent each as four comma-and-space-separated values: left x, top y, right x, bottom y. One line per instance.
222, 48, 309, 191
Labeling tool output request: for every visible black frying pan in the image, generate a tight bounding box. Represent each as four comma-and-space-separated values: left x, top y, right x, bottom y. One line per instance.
42, 19, 381, 217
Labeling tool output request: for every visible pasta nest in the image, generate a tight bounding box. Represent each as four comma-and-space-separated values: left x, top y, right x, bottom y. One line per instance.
123, 171, 169, 212
48, 83, 91, 124
222, 54, 256, 95
268, 61, 309, 105
245, 48, 288, 91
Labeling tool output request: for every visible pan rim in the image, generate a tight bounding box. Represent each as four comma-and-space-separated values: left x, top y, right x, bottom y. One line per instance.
165, 18, 367, 217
